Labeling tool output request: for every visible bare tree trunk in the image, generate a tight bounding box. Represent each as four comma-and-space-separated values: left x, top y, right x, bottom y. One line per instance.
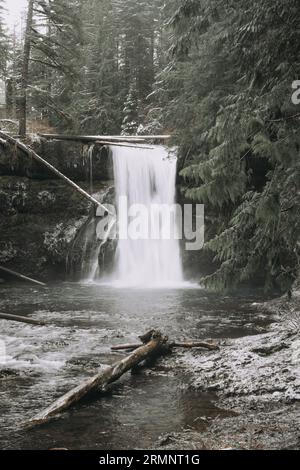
5, 78, 14, 119
111, 341, 219, 352
0, 130, 113, 215
18, 0, 34, 137
0, 265, 46, 286
0, 312, 46, 326
26, 330, 168, 427
38, 133, 171, 143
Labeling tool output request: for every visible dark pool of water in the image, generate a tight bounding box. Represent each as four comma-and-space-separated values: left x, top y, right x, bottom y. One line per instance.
0, 283, 271, 449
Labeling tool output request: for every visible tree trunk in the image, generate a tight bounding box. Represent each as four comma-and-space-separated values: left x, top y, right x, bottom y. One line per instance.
5, 78, 14, 119
111, 340, 219, 352
25, 330, 168, 427
96, 140, 154, 149
38, 133, 171, 143
0, 130, 114, 215
18, 0, 34, 137
0, 312, 46, 326
0, 265, 46, 286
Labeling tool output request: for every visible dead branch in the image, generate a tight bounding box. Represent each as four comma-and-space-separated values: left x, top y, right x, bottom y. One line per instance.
0, 265, 46, 287
0, 312, 46, 326
111, 340, 219, 352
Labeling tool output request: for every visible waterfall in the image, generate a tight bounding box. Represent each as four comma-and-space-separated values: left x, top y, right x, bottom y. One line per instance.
110, 144, 183, 287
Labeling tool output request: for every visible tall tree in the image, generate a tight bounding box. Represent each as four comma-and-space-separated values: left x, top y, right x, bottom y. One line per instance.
12, 0, 172, 135
69, 0, 168, 135
114, 0, 166, 102
164, 0, 300, 292
18, 0, 34, 136
0, 0, 8, 75
15, 0, 82, 134
71, 0, 122, 133
121, 82, 139, 135
30, 0, 83, 128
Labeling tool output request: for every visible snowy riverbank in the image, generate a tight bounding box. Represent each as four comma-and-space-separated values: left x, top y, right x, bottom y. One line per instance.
157, 294, 300, 450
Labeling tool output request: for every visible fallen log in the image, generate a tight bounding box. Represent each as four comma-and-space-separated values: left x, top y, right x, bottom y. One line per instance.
96, 140, 155, 150
0, 312, 46, 326
0, 130, 114, 216
174, 341, 219, 350
0, 265, 46, 287
111, 340, 219, 352
38, 133, 171, 144
25, 330, 168, 428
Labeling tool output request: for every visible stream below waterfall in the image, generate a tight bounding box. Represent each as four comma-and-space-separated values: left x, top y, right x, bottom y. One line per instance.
0, 282, 271, 450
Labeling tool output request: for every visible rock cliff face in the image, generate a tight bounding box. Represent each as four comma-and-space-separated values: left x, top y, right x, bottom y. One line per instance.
0, 139, 113, 281
0, 137, 113, 181
177, 188, 217, 282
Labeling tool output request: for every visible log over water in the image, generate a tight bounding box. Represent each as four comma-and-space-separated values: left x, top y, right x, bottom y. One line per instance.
0, 312, 46, 326
38, 133, 172, 143
25, 330, 168, 428
111, 340, 219, 351
96, 140, 155, 150
25, 330, 221, 428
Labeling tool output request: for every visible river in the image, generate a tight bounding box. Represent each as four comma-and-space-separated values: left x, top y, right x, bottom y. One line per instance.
0, 282, 270, 450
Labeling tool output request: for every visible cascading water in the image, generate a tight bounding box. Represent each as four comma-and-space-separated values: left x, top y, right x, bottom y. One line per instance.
110, 144, 183, 287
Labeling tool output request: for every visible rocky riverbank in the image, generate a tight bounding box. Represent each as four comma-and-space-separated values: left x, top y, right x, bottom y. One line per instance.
157, 293, 300, 450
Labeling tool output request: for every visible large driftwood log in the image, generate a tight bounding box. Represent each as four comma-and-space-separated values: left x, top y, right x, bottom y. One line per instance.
111, 340, 219, 352
0, 131, 113, 215
0, 265, 46, 287
0, 312, 46, 326
26, 330, 168, 428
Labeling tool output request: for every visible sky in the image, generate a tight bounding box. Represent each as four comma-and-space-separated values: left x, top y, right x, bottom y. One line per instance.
3, 0, 28, 32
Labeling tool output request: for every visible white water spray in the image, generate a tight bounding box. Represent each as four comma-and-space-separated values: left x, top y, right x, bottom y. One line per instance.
111, 144, 183, 287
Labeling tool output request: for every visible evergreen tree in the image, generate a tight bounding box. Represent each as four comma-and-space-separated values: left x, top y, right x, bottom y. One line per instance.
18, 0, 34, 136
0, 0, 9, 76
20, 0, 83, 130
165, 0, 300, 292
113, 0, 155, 101
121, 83, 139, 135
71, 0, 167, 134
72, 0, 123, 133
